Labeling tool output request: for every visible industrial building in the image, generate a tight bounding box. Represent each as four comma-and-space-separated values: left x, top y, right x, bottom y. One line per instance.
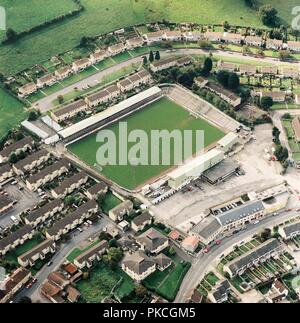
168, 149, 225, 190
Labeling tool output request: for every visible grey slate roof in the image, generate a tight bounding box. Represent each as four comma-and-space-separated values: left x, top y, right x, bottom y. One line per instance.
0, 195, 13, 210
75, 240, 108, 265
25, 199, 63, 224
0, 225, 34, 251
282, 221, 300, 237
217, 200, 265, 226
0, 136, 34, 159
122, 251, 155, 275
191, 216, 222, 241
13, 149, 50, 173
132, 212, 152, 227
18, 239, 56, 263
52, 171, 88, 196
154, 253, 172, 268
211, 280, 231, 302
136, 228, 168, 252
226, 239, 281, 275
86, 181, 108, 196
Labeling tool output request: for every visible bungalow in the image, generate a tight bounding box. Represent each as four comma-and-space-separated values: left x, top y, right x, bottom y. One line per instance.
183, 31, 204, 42
278, 220, 300, 240
0, 268, 32, 303
260, 91, 286, 103
17, 240, 56, 267
149, 57, 177, 72
287, 40, 300, 53
51, 171, 89, 199
143, 31, 165, 44
12, 149, 51, 176
90, 50, 107, 64
216, 61, 236, 72
222, 33, 243, 45
122, 251, 156, 282
0, 195, 14, 215
0, 136, 34, 164
204, 31, 223, 42
131, 211, 152, 232
181, 236, 200, 253
108, 43, 126, 56
281, 67, 299, 79
126, 37, 144, 49
109, 200, 133, 222
85, 89, 111, 107
244, 35, 263, 47
85, 181, 108, 200
0, 225, 34, 256
45, 200, 98, 241
18, 82, 37, 98
55, 66, 73, 81
72, 58, 91, 73
26, 159, 70, 192
239, 64, 257, 76
0, 164, 13, 183
223, 239, 283, 278
136, 228, 169, 254
266, 38, 283, 50
36, 74, 57, 88
164, 30, 182, 42
154, 253, 173, 271
51, 99, 89, 123
74, 240, 108, 269
24, 199, 64, 228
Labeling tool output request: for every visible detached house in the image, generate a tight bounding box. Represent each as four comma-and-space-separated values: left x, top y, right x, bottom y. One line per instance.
131, 212, 152, 232
136, 228, 169, 254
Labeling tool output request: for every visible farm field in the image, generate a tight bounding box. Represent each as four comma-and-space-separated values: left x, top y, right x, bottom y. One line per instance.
0, 0, 77, 41
68, 97, 225, 190
0, 88, 28, 139
0, 0, 295, 76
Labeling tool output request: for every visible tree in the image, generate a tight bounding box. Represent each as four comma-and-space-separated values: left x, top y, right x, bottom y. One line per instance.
198, 39, 212, 49
80, 36, 89, 47
109, 238, 117, 248
64, 195, 76, 206
28, 111, 38, 121
216, 70, 230, 87
155, 51, 161, 61
228, 73, 240, 90
135, 285, 148, 298
272, 126, 281, 142
260, 96, 273, 111
18, 296, 32, 304
103, 247, 123, 269
57, 95, 64, 104
9, 153, 18, 164
149, 51, 154, 63
6, 28, 18, 42
278, 50, 291, 61
143, 56, 148, 65
275, 145, 288, 162
259, 5, 278, 26
202, 57, 213, 75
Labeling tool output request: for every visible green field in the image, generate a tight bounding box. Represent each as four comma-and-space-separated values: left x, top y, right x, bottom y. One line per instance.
0, 88, 28, 139
0, 0, 296, 76
68, 97, 225, 190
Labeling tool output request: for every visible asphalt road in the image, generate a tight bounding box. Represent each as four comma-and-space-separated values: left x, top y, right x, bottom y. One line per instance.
33, 47, 300, 113
175, 209, 300, 303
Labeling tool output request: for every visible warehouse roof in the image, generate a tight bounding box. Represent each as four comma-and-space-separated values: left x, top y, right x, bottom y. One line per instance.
59, 86, 162, 139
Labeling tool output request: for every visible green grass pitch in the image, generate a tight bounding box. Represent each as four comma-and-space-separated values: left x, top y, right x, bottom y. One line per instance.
68, 97, 225, 190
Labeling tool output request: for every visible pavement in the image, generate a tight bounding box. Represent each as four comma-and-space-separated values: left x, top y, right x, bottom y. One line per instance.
33, 48, 300, 113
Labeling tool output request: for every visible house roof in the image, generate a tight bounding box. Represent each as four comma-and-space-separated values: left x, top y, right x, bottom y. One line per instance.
226, 239, 281, 274
261, 91, 286, 99
0, 195, 13, 210
210, 280, 231, 302
110, 200, 133, 217
0, 225, 34, 251
25, 199, 63, 224
37, 74, 55, 83
13, 149, 50, 173
18, 240, 55, 264
181, 236, 200, 250
151, 57, 177, 68
122, 251, 155, 275
74, 240, 108, 266
281, 220, 300, 237
73, 57, 90, 67
55, 66, 72, 76
87, 89, 110, 103
217, 200, 265, 226
136, 228, 168, 252
0, 136, 34, 159
63, 263, 78, 275
66, 285, 81, 303
53, 99, 87, 118
154, 253, 172, 268
131, 212, 152, 227
168, 230, 181, 240
41, 280, 61, 297
0, 164, 12, 176
52, 171, 88, 196
86, 181, 108, 196
48, 272, 69, 288
191, 216, 222, 241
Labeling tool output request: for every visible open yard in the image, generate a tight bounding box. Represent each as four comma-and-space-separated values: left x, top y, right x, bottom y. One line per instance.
68, 97, 225, 190
0, 88, 28, 139
0, 0, 296, 76
76, 262, 135, 303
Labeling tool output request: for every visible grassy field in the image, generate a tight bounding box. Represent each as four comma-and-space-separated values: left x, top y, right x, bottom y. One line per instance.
0, 88, 28, 139
101, 191, 122, 214
67, 239, 100, 263
68, 97, 225, 190
0, 0, 296, 76
0, 0, 77, 41
76, 262, 135, 303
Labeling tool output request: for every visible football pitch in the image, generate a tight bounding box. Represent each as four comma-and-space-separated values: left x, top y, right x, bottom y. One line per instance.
68, 97, 225, 190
